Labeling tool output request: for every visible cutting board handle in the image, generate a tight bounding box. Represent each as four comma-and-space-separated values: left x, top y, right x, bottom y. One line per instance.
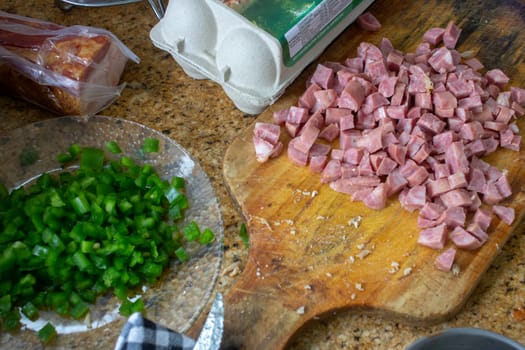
221, 261, 308, 350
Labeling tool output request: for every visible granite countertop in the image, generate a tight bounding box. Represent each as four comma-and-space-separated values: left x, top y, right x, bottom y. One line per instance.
1, 1, 525, 349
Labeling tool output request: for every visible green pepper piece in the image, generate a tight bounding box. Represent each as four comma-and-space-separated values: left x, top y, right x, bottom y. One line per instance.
57, 152, 73, 164
71, 194, 90, 215
199, 228, 215, 244
4, 309, 21, 330
37, 322, 57, 343
142, 138, 159, 153
105, 141, 122, 154
175, 246, 188, 262
182, 221, 200, 242
70, 300, 90, 320
21, 301, 39, 320
239, 223, 249, 248
72, 252, 92, 272
80, 147, 104, 171
68, 143, 81, 158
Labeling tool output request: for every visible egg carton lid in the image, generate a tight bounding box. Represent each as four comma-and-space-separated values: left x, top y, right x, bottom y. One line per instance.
150, 0, 374, 114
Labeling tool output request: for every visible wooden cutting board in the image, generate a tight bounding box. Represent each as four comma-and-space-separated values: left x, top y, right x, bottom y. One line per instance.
220, 0, 525, 348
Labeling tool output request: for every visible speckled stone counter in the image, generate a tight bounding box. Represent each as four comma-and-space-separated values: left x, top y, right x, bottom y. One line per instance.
1, 1, 525, 349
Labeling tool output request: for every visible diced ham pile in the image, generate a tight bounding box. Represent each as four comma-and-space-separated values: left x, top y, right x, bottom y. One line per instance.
253, 21, 524, 272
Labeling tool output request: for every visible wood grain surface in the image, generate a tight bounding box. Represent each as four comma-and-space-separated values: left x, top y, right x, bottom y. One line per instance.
221, 0, 525, 349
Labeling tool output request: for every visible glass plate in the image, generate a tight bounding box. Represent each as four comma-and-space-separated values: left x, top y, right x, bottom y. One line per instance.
0, 115, 223, 348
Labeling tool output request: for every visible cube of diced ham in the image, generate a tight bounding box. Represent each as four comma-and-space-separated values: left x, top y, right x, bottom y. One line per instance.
385, 169, 408, 196
363, 183, 388, 210
309, 155, 328, 173
472, 208, 492, 231
313, 89, 338, 112
253, 122, 283, 162
320, 159, 342, 183
442, 206, 466, 228
423, 27, 445, 46
298, 83, 321, 110
434, 247, 457, 272
445, 141, 469, 174
338, 80, 365, 111
443, 21, 461, 49
400, 185, 426, 211
273, 108, 289, 125
418, 223, 448, 249
311, 64, 334, 89
293, 123, 320, 154
254, 122, 280, 145
357, 11, 382, 31
486, 68, 510, 87
287, 138, 309, 166
420, 201, 446, 220
440, 189, 473, 208
287, 106, 309, 124
318, 123, 339, 142
428, 47, 455, 73
493, 205, 515, 225
253, 136, 278, 163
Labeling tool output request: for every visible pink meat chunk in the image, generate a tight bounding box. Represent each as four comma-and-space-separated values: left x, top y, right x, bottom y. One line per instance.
318, 123, 340, 142
311, 64, 334, 90
385, 169, 408, 195
427, 177, 451, 198
420, 201, 446, 220
400, 185, 427, 211
443, 21, 462, 49
466, 222, 489, 243
253, 136, 278, 162
442, 206, 466, 228
338, 79, 365, 111
440, 189, 473, 208
472, 208, 492, 231
450, 227, 483, 250
423, 27, 445, 46
293, 123, 320, 154
486, 69, 510, 87
511, 86, 525, 105
434, 247, 457, 272
363, 183, 388, 210
254, 122, 280, 145
320, 159, 342, 183
253, 122, 282, 162
418, 223, 448, 249
445, 141, 469, 174
309, 155, 328, 173
313, 89, 338, 111
356, 127, 384, 153
273, 108, 289, 125
325, 107, 353, 125
493, 205, 515, 225
378, 76, 397, 98
287, 106, 310, 124
298, 83, 321, 110
287, 138, 309, 166
357, 11, 382, 31
428, 47, 455, 73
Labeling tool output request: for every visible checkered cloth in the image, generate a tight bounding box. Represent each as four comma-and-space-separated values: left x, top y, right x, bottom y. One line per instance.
114, 313, 196, 350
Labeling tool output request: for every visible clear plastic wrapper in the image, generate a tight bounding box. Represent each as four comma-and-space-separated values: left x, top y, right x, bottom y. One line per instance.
0, 11, 140, 116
